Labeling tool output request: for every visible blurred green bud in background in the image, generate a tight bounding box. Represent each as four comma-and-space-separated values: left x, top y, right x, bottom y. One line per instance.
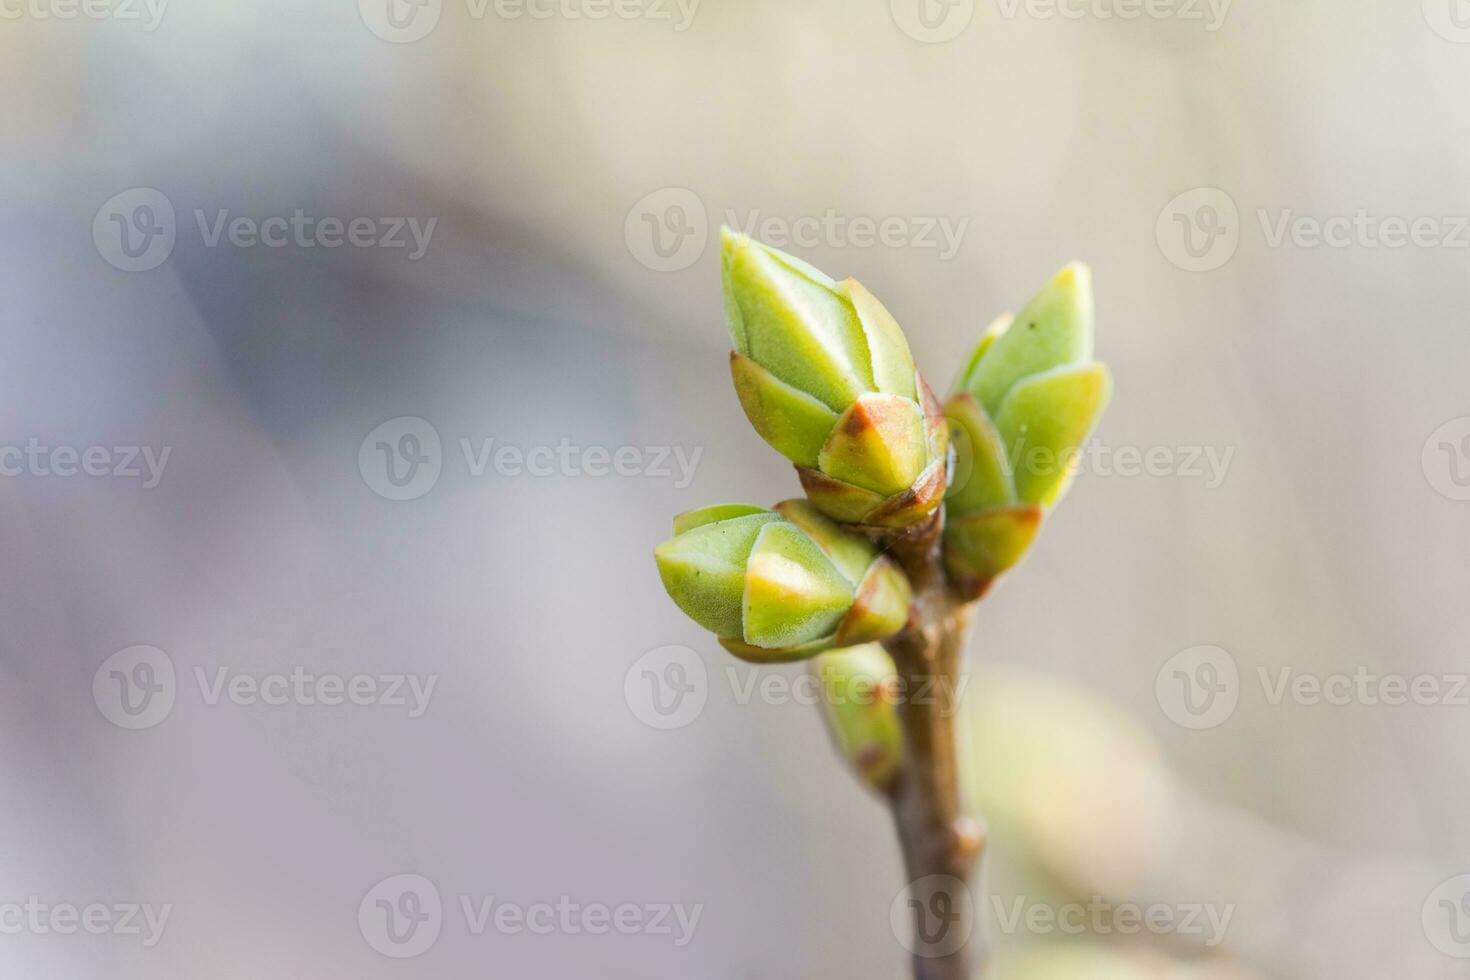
960, 668, 1174, 904
811, 643, 904, 793
998, 945, 1254, 980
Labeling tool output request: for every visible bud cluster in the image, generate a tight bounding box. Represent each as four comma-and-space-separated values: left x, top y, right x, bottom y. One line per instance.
652, 229, 1111, 792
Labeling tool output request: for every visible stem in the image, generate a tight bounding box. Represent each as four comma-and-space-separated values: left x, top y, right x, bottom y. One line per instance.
882, 516, 985, 980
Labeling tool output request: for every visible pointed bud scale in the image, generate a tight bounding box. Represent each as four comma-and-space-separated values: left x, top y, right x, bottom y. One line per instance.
721, 230, 947, 529
812, 644, 904, 792
773, 498, 876, 582
943, 505, 1042, 600
944, 391, 1016, 517
655, 502, 912, 662
943, 264, 1111, 597
729, 352, 837, 469
741, 521, 854, 650
671, 503, 770, 535
995, 362, 1112, 507
721, 229, 872, 412
834, 558, 912, 646
949, 312, 1014, 399
818, 394, 928, 496
962, 263, 1094, 418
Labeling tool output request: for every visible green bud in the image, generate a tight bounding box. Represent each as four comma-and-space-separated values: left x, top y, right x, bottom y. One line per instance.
811, 644, 903, 792
654, 500, 912, 662
944, 264, 1112, 598
952, 263, 1095, 418
722, 229, 948, 529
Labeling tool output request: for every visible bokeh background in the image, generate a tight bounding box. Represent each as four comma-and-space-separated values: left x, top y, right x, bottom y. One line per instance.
3, 1, 1470, 977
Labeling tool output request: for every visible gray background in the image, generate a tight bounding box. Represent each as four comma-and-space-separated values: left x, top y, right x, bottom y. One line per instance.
2, 0, 1469, 976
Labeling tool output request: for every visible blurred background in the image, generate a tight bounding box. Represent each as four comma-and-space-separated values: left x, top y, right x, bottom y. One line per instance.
3, 1, 1470, 977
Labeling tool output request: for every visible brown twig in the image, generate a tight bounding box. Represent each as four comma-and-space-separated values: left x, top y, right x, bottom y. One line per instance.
881, 514, 986, 980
